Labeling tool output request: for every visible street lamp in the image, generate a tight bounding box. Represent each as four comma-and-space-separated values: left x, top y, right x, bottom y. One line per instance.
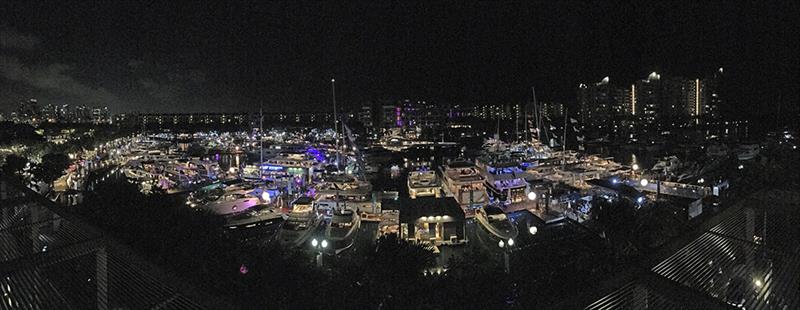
498, 238, 513, 273
640, 179, 649, 187
527, 191, 537, 201
529, 226, 538, 235
632, 163, 639, 171
311, 238, 328, 267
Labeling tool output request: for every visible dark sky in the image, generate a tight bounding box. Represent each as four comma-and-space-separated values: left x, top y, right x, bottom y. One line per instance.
1, 1, 798, 117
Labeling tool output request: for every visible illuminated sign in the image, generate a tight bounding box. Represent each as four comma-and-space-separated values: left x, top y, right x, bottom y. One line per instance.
261, 165, 285, 171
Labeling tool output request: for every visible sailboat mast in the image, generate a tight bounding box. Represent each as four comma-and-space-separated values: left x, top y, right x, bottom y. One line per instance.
562, 107, 568, 169
515, 103, 519, 141
531, 87, 539, 141
259, 104, 264, 180
496, 114, 500, 139
524, 101, 529, 142
331, 78, 340, 170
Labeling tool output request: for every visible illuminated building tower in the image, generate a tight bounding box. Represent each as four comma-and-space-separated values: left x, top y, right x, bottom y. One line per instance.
577, 76, 628, 131
701, 67, 723, 120
634, 72, 661, 128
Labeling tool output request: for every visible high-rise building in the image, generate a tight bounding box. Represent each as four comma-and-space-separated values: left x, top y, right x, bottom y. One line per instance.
577, 76, 629, 130
358, 104, 374, 128
541, 102, 564, 119
14, 98, 40, 123
634, 72, 662, 127
701, 67, 724, 120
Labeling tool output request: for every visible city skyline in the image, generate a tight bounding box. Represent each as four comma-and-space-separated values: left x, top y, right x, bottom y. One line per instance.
2, 2, 797, 117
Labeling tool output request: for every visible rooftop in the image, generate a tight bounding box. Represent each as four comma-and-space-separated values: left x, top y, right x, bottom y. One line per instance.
584, 189, 800, 309
0, 176, 223, 309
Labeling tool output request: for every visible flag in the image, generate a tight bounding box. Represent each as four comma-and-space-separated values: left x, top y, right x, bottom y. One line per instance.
578, 145, 585, 151
573, 126, 580, 133
569, 118, 578, 124
576, 135, 585, 142
550, 125, 556, 131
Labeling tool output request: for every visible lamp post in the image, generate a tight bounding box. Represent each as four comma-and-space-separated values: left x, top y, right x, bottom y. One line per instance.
498, 238, 514, 274
311, 238, 328, 267
527, 190, 537, 210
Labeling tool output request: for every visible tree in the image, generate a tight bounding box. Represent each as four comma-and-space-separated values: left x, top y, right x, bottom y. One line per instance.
34, 153, 70, 185
2, 154, 28, 175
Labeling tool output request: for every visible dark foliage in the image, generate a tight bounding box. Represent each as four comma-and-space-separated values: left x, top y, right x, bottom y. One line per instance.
2, 154, 28, 175
33, 153, 70, 185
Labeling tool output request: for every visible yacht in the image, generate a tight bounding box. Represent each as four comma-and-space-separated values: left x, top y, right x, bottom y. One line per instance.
324, 209, 361, 254
124, 167, 156, 182
736, 143, 760, 161
474, 205, 519, 240
439, 160, 488, 210
201, 191, 267, 216
475, 156, 532, 205
379, 135, 412, 152
186, 180, 255, 208
652, 155, 682, 172
223, 203, 283, 231
378, 128, 431, 152
407, 169, 441, 199
705, 143, 729, 157
314, 174, 375, 214
276, 198, 323, 247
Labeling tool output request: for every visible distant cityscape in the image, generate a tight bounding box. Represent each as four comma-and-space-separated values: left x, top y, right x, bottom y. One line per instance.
3, 69, 738, 140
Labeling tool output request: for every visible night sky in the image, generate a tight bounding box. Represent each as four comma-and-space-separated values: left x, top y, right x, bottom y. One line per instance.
1, 1, 798, 117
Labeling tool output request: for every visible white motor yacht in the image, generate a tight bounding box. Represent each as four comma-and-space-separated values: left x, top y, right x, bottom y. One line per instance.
314, 174, 375, 214
276, 199, 323, 247
408, 169, 441, 199
706, 143, 729, 157
652, 155, 682, 172
439, 160, 488, 208
475, 205, 519, 240
324, 209, 361, 254
223, 203, 283, 230
736, 143, 760, 161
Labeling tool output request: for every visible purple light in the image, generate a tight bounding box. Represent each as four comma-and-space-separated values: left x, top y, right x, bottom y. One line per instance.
396, 107, 403, 127
239, 264, 249, 274
306, 147, 325, 162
